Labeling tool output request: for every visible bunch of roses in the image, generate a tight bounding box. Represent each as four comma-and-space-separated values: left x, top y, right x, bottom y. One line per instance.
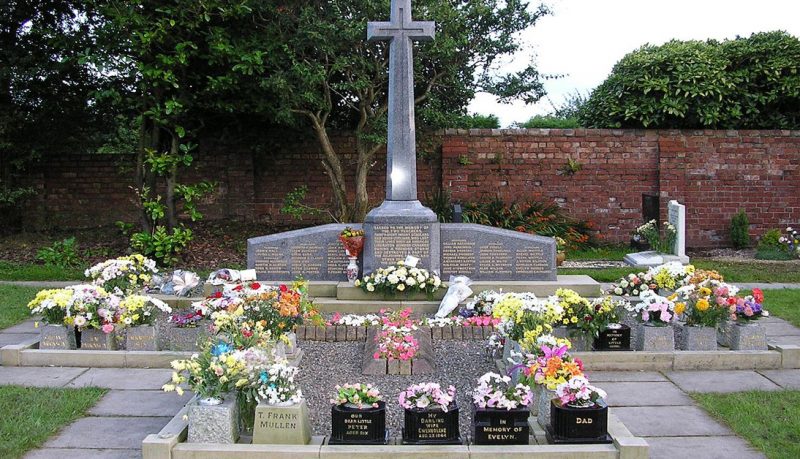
624, 290, 678, 325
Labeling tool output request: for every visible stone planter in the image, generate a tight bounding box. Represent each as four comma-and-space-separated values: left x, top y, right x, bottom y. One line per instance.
39, 324, 76, 350
253, 399, 311, 445
125, 324, 159, 351
473, 405, 529, 445
728, 322, 768, 350
677, 324, 717, 351
547, 399, 612, 444
329, 401, 388, 445
553, 327, 591, 352
188, 395, 239, 444
634, 323, 674, 351
502, 338, 522, 362
402, 403, 461, 445
79, 328, 118, 350
167, 324, 209, 351
717, 321, 733, 347
536, 385, 557, 429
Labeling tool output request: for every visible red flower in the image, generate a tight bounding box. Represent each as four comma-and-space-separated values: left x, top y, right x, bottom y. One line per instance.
279, 284, 288, 293
233, 285, 243, 291
212, 291, 223, 299
250, 282, 261, 290
752, 288, 764, 304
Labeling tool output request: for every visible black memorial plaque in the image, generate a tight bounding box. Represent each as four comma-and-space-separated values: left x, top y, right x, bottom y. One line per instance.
472, 406, 529, 445
402, 404, 462, 445
593, 324, 631, 351
547, 399, 612, 444
329, 402, 388, 445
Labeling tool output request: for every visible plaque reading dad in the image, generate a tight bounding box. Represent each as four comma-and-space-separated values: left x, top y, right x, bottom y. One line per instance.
472, 406, 530, 445
329, 402, 388, 445
402, 405, 462, 445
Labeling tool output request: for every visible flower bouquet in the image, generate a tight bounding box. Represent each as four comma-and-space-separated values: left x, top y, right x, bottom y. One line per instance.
472, 372, 533, 410
400, 383, 461, 445
472, 372, 532, 445
624, 290, 678, 326
778, 226, 799, 258
521, 343, 584, 428
355, 261, 442, 297
399, 382, 456, 412
339, 227, 365, 257
463, 289, 502, 317
163, 341, 248, 402
331, 383, 382, 409
731, 288, 769, 322
555, 376, 606, 408
85, 254, 158, 295
255, 361, 303, 406
723, 288, 769, 350
549, 376, 611, 443
608, 272, 657, 297
647, 262, 695, 291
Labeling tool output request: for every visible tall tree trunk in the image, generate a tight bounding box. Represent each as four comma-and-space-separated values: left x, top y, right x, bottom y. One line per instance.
353, 140, 376, 222
309, 118, 351, 221
165, 134, 179, 231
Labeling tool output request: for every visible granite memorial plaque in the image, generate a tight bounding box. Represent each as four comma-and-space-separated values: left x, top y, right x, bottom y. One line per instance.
440, 224, 556, 281
78, 328, 117, 350
253, 399, 311, 445
593, 324, 631, 351
329, 402, 389, 445
667, 200, 688, 261
248, 224, 357, 281
402, 405, 462, 445
547, 399, 612, 444
473, 406, 529, 445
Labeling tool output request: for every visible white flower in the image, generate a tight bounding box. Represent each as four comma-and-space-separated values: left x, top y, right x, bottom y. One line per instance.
387, 274, 399, 284
397, 284, 406, 292
406, 277, 416, 286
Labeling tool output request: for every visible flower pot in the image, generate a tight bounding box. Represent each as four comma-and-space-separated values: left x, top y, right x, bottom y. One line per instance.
167, 323, 209, 351
536, 385, 557, 429
717, 321, 733, 347
556, 251, 566, 267
677, 325, 717, 351
546, 399, 613, 444
189, 395, 239, 444
79, 328, 118, 350
634, 323, 674, 351
253, 398, 311, 445
593, 324, 631, 351
125, 324, 159, 351
728, 322, 767, 350
553, 326, 591, 352
39, 324, 76, 350
346, 257, 359, 285
402, 404, 462, 445
472, 405, 529, 445
329, 401, 388, 445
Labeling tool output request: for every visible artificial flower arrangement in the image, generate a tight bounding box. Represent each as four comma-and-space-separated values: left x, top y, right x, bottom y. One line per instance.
608, 272, 656, 296
399, 382, 457, 412
339, 227, 366, 257
521, 343, 585, 390
492, 292, 563, 343
731, 288, 769, 321
84, 254, 158, 295
163, 339, 248, 400
472, 372, 533, 410
168, 309, 205, 328
624, 290, 678, 326
463, 289, 502, 317
118, 294, 172, 327
374, 326, 419, 361
673, 280, 738, 327
28, 284, 119, 333
355, 261, 442, 296
647, 262, 695, 290
331, 383, 382, 408
254, 360, 303, 406
555, 375, 607, 408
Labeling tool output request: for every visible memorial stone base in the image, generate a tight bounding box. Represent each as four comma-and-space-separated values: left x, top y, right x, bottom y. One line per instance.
188, 396, 239, 444
252, 399, 311, 445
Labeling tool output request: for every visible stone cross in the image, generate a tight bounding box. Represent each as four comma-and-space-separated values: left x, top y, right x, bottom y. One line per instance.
368, 0, 434, 201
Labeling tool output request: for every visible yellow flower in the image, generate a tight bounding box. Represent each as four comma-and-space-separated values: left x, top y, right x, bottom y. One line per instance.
176, 387, 184, 396
674, 302, 686, 315
570, 316, 578, 324
696, 298, 710, 312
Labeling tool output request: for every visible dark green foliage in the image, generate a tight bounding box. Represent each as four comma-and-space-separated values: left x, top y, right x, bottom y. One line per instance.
462, 198, 594, 249
452, 114, 501, 129
730, 210, 750, 249
518, 115, 580, 129
423, 189, 454, 223
35, 237, 83, 268
580, 31, 800, 129
755, 228, 793, 260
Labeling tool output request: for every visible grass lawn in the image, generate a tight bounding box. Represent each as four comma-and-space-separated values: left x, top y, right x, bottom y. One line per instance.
692, 390, 800, 459
0, 261, 84, 282
0, 285, 40, 330
0, 385, 106, 458
568, 245, 633, 261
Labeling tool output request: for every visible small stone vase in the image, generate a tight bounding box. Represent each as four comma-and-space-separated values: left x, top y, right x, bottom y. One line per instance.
536, 385, 557, 429
346, 257, 359, 285
635, 323, 674, 351
677, 324, 717, 351
728, 322, 768, 350
189, 395, 239, 444
79, 328, 118, 350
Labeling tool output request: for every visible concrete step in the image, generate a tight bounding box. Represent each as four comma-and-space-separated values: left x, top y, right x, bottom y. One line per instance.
313, 298, 443, 314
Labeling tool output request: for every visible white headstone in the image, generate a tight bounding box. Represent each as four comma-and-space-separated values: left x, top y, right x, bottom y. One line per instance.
667, 200, 686, 258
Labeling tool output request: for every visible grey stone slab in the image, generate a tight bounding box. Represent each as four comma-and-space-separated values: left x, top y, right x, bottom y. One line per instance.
583, 371, 668, 382
23, 448, 142, 459
612, 406, 733, 437
0, 366, 87, 387
439, 223, 556, 281
67, 368, 172, 390
665, 370, 781, 393
248, 224, 356, 282
645, 436, 764, 459
759, 369, 800, 389
363, 210, 440, 275
769, 335, 800, 347
600, 382, 693, 406
88, 390, 189, 417
44, 416, 170, 449
763, 322, 800, 337
1, 320, 38, 334
0, 332, 37, 346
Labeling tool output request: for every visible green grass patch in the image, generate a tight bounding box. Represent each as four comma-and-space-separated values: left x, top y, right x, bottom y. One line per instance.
568, 245, 633, 261
0, 261, 85, 282
0, 385, 106, 458
0, 285, 39, 329
558, 267, 641, 282
692, 390, 800, 459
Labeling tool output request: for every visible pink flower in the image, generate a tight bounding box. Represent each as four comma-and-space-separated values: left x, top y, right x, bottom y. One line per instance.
101, 323, 114, 334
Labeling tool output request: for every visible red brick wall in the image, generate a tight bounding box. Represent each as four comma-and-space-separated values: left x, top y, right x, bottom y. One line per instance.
16, 129, 800, 248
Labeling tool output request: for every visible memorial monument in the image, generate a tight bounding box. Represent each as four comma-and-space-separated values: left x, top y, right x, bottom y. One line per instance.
248, 0, 556, 282
624, 200, 691, 267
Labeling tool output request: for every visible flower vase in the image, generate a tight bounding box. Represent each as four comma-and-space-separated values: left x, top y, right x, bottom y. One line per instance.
189, 395, 239, 443
728, 322, 767, 350
237, 392, 258, 436
346, 257, 359, 285
677, 324, 717, 351
329, 401, 388, 445
253, 398, 312, 445
473, 405, 530, 445
536, 385, 557, 429
79, 328, 118, 350
635, 323, 675, 351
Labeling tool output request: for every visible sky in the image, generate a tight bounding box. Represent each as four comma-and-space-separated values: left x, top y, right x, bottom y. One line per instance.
468, 0, 800, 127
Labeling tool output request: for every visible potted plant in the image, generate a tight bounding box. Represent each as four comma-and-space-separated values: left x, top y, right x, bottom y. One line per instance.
339, 227, 365, 284
520, 344, 585, 429
674, 281, 732, 350
118, 295, 172, 351
548, 376, 612, 444
62, 284, 119, 350
251, 360, 311, 445
624, 290, 677, 351
724, 289, 769, 350
329, 383, 387, 445
472, 372, 533, 445
28, 288, 77, 349
555, 237, 567, 266
399, 382, 461, 445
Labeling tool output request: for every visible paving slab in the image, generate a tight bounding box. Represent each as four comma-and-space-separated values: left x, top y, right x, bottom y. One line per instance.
0, 366, 87, 387
665, 370, 781, 393
769, 335, 800, 346
24, 448, 141, 459
0, 320, 38, 334
645, 436, 764, 459
600, 381, 693, 406
758, 369, 800, 389
43, 416, 170, 449
66, 368, 172, 390
762, 323, 800, 337
88, 390, 190, 417
613, 406, 733, 437
584, 370, 668, 382
0, 332, 37, 346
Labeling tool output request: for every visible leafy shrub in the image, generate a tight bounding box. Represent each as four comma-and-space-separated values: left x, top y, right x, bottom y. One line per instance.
730, 210, 750, 249
755, 228, 793, 260
461, 198, 595, 249
423, 189, 453, 223
453, 113, 501, 129
517, 115, 580, 129
580, 31, 800, 129
36, 237, 83, 268
130, 226, 193, 266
